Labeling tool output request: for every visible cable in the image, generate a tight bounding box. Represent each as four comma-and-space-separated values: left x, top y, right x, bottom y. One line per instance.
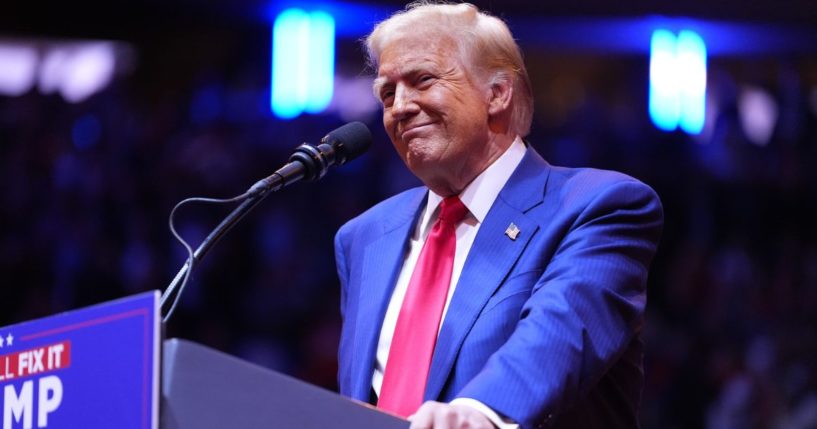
162, 191, 250, 323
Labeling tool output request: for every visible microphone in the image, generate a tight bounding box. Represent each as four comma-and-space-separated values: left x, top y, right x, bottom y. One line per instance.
247, 121, 372, 196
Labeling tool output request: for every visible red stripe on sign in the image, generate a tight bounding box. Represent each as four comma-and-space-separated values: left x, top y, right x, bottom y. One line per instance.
0, 340, 71, 381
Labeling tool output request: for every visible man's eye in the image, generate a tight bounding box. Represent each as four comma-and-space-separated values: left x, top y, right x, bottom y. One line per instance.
418, 75, 434, 83
380, 91, 394, 107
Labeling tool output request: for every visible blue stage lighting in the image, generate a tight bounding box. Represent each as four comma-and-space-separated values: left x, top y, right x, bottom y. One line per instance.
649, 29, 707, 134
649, 30, 681, 132
271, 8, 335, 119
677, 30, 707, 134
304, 11, 334, 114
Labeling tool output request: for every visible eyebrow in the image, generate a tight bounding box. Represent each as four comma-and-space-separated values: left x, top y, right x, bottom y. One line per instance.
372, 65, 432, 98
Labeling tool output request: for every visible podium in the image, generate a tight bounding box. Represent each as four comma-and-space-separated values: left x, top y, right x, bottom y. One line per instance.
0, 292, 407, 429
162, 338, 408, 428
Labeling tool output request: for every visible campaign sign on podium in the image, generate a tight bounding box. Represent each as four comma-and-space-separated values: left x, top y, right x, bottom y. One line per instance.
0, 291, 160, 429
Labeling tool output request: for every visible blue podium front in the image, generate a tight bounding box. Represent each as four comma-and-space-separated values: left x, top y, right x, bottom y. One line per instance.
0, 291, 161, 429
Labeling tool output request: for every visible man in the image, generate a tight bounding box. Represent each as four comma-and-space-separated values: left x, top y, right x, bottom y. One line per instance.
334, 3, 663, 428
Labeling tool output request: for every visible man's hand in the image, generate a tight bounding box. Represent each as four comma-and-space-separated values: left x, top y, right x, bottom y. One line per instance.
408, 401, 497, 429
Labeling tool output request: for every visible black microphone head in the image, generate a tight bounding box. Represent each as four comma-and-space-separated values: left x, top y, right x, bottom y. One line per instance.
321, 122, 372, 165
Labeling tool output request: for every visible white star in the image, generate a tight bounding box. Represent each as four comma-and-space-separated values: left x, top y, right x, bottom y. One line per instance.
0, 335, 4, 347
5, 334, 12, 346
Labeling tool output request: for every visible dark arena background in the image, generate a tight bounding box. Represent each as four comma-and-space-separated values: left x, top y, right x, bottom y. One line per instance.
2, 1, 817, 426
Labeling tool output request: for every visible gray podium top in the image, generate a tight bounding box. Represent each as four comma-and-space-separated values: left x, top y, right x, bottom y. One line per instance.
161, 338, 408, 429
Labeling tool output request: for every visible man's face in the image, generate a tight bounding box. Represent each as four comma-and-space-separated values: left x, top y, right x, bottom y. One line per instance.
375, 36, 493, 194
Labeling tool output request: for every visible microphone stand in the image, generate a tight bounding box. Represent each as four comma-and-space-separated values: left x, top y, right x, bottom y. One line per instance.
160, 161, 306, 319
160, 195, 259, 314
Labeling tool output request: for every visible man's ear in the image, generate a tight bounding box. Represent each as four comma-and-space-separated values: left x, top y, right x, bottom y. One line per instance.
487, 74, 514, 117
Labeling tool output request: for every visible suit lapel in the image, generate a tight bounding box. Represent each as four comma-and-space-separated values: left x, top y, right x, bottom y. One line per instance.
350, 189, 427, 400
424, 147, 551, 400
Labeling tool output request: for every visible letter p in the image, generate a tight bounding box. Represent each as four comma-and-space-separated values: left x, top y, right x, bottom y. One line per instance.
38, 376, 63, 427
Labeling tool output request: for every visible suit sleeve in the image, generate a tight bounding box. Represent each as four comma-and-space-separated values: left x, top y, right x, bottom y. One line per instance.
455, 179, 663, 428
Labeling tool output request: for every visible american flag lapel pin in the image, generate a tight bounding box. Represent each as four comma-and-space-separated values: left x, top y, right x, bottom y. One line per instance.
505, 223, 520, 240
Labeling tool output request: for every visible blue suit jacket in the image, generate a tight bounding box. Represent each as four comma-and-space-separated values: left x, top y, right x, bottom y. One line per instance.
334, 146, 663, 428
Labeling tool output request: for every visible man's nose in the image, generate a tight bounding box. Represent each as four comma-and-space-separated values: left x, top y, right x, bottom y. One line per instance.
391, 84, 419, 120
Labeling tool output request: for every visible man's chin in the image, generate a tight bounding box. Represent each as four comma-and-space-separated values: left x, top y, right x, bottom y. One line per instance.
405, 152, 436, 175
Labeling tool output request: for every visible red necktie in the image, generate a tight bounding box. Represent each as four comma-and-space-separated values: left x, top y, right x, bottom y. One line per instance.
378, 196, 468, 417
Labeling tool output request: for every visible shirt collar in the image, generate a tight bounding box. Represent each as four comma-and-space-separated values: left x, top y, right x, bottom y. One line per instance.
417, 136, 527, 238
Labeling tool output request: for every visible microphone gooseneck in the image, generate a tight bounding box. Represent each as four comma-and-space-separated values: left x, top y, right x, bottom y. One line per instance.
161, 122, 372, 322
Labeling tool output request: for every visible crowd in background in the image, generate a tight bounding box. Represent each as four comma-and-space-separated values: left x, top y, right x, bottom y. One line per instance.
1, 40, 817, 427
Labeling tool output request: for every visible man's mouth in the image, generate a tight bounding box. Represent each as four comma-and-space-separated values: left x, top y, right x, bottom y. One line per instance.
400, 122, 435, 140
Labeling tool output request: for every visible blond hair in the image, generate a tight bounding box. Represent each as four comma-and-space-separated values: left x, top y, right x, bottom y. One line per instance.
365, 1, 534, 136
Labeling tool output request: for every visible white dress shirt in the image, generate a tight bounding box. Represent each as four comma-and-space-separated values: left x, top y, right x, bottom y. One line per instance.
372, 137, 527, 428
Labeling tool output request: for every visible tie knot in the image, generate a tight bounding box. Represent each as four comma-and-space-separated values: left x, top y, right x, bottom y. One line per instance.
438, 196, 468, 225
